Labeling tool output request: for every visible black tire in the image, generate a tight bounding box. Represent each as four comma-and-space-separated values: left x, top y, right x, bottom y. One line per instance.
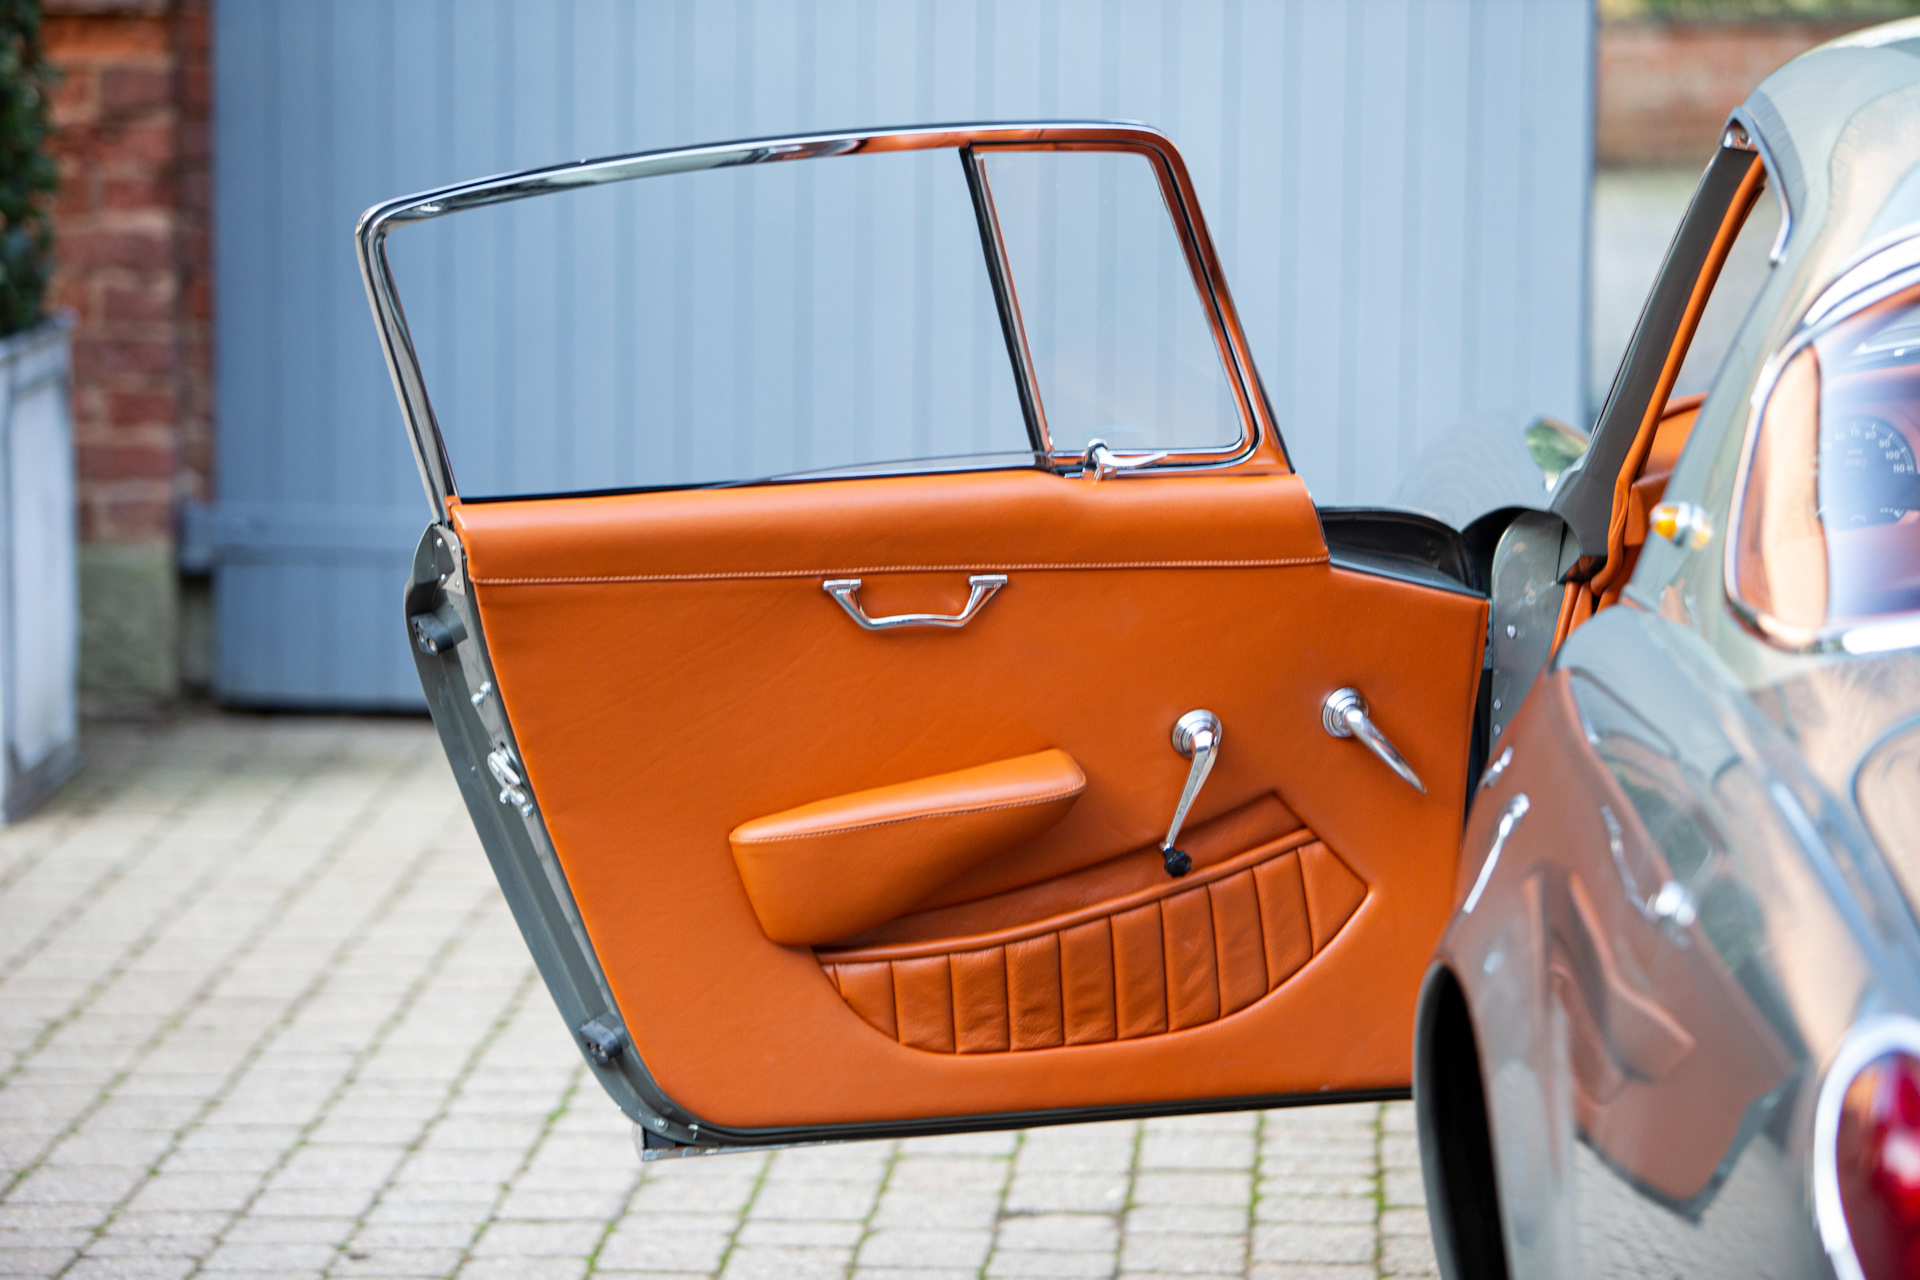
1414, 966, 1512, 1280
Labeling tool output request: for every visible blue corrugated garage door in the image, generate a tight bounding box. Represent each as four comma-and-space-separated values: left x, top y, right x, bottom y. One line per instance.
209, 0, 1592, 707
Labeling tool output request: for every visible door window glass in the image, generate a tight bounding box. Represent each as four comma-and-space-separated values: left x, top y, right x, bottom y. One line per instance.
388, 148, 1028, 500
977, 149, 1245, 455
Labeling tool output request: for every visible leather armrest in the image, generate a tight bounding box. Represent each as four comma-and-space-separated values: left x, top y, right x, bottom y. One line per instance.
730, 749, 1086, 946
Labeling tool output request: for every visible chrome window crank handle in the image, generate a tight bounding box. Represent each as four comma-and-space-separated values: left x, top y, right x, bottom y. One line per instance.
1323, 687, 1426, 794
1160, 710, 1222, 877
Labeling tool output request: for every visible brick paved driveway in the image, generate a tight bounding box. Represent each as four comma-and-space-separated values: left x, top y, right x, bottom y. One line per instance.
0, 716, 1438, 1280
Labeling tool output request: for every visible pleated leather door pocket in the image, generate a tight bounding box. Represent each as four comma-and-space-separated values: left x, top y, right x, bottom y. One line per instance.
729, 749, 1087, 946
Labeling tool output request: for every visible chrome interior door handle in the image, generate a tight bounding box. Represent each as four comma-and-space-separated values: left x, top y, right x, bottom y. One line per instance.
823, 574, 1007, 631
1159, 710, 1222, 877
1079, 438, 1169, 482
1323, 687, 1427, 794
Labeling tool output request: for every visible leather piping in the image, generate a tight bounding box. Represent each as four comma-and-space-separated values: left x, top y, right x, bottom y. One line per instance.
821, 828, 1320, 963
473, 555, 1331, 587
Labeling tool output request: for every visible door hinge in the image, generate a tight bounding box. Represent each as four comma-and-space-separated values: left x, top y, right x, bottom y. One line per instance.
577, 1017, 628, 1066
410, 603, 468, 655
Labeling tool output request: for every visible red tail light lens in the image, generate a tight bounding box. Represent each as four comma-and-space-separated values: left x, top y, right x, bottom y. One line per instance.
1837, 1051, 1920, 1280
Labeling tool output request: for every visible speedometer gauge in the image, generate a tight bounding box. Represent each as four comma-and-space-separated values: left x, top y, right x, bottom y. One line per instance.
1818, 416, 1919, 528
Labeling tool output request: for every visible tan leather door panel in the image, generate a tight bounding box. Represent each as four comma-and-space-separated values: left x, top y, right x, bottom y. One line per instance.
452, 466, 1486, 1131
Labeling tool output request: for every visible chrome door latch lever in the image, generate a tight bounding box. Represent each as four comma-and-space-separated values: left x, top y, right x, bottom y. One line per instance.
1323, 687, 1426, 794
1160, 710, 1222, 877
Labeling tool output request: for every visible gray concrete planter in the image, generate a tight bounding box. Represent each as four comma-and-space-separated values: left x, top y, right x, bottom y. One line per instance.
0, 316, 79, 821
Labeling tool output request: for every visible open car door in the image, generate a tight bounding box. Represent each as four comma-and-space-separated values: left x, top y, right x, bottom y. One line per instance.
357, 124, 1489, 1155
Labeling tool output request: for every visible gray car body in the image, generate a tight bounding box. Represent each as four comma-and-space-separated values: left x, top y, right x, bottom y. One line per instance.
1416, 22, 1920, 1280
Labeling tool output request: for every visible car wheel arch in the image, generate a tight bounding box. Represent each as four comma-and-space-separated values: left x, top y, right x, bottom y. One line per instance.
1414, 961, 1514, 1280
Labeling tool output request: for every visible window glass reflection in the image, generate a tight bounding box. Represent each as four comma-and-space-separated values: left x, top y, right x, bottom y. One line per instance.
1735, 287, 1920, 632
979, 149, 1244, 455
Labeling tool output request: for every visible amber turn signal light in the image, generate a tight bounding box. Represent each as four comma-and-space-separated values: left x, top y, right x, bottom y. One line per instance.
1650, 500, 1714, 550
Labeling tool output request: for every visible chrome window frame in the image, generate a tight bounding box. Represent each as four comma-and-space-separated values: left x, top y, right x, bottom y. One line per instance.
355, 121, 1277, 523
1724, 224, 1920, 654
1724, 111, 1794, 265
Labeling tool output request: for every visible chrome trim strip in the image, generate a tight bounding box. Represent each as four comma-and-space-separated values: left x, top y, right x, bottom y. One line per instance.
1728, 106, 1793, 264
1462, 793, 1529, 914
1811, 1014, 1920, 1280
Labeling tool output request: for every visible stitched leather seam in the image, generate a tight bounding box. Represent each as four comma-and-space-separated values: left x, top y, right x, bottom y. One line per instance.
470, 555, 1329, 586
820, 828, 1324, 963
735, 785, 1086, 843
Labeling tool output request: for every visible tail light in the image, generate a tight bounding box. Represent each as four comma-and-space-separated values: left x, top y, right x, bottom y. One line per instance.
1818, 1021, 1920, 1280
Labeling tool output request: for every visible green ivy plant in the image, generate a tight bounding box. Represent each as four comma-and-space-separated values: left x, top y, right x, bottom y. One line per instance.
0, 0, 55, 340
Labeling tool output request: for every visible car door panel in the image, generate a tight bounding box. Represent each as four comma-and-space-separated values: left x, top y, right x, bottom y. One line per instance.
452, 466, 1486, 1129
365, 123, 1492, 1147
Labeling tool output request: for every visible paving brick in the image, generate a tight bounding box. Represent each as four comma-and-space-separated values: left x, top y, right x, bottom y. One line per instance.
1003, 1173, 1130, 1214
721, 1243, 856, 1278
469, 1217, 605, 1256
459, 1258, 588, 1280
987, 1248, 1119, 1277
0, 1248, 80, 1275
869, 1190, 1004, 1230
734, 1218, 864, 1247
1131, 1171, 1255, 1207
1250, 1223, 1377, 1266
747, 1179, 879, 1221
1126, 1205, 1249, 1235
1254, 1194, 1376, 1225
594, 1224, 731, 1272
64, 1257, 194, 1280
1119, 1230, 1248, 1274
858, 1227, 995, 1269
995, 1213, 1119, 1253
199, 1239, 339, 1270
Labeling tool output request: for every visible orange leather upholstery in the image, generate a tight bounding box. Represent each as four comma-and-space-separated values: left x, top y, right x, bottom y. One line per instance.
730, 749, 1086, 946
820, 835, 1365, 1053
454, 466, 1486, 1129
1623, 394, 1702, 553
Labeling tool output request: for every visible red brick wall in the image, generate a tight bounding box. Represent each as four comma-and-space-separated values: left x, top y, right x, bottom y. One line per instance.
44, 0, 210, 548
1598, 20, 1875, 167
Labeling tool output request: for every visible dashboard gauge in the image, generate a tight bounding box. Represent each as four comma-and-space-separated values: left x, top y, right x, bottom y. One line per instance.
1819, 416, 1919, 528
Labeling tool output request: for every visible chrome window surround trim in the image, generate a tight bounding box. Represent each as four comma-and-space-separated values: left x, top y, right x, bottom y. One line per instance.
355, 121, 1278, 523
1811, 1013, 1920, 1280
1723, 225, 1920, 654
1724, 110, 1794, 264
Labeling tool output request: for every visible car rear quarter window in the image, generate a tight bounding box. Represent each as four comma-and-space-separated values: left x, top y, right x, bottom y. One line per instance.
1732, 285, 1920, 644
